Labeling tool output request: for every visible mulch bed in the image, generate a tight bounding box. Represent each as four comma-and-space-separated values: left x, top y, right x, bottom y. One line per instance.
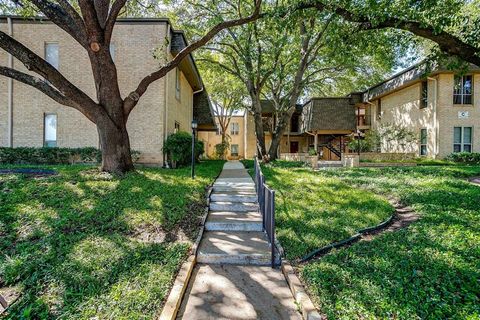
469, 177, 480, 185
0, 168, 57, 177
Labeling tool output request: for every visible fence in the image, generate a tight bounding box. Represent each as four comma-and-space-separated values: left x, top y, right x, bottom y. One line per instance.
253, 157, 276, 267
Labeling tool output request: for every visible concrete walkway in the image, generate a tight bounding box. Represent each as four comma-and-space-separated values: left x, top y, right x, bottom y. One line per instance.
177, 161, 301, 320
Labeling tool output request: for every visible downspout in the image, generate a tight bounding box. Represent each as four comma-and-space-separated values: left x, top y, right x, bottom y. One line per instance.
427, 77, 438, 158
7, 17, 13, 147
163, 24, 171, 167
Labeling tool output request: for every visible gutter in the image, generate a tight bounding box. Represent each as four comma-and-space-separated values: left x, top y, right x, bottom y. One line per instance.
7, 17, 13, 147
427, 76, 439, 157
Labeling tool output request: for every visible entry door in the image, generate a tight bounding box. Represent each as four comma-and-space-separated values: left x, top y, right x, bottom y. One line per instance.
290, 141, 299, 153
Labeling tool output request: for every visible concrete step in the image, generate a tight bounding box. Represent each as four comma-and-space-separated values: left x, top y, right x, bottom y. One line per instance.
210, 193, 258, 203
213, 185, 256, 192
210, 201, 259, 212
214, 177, 255, 185
205, 211, 263, 231
197, 231, 274, 265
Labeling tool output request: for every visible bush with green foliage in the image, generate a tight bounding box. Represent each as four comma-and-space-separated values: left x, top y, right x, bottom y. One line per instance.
445, 152, 480, 164
214, 142, 229, 160
0, 147, 140, 165
347, 139, 371, 152
163, 131, 204, 167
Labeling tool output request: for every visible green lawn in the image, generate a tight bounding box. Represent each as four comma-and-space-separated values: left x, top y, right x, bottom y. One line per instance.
300, 166, 480, 319
242, 160, 394, 260
0, 161, 224, 319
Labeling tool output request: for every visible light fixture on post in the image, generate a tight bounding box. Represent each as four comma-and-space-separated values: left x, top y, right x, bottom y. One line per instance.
191, 120, 198, 179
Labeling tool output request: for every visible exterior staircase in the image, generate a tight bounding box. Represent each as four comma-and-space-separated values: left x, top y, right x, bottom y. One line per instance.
196, 162, 278, 266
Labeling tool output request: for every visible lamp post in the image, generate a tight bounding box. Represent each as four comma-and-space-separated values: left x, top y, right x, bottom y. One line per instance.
191, 120, 198, 179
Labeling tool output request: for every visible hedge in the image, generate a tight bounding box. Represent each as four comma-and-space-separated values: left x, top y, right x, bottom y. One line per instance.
445, 152, 480, 164
0, 147, 140, 165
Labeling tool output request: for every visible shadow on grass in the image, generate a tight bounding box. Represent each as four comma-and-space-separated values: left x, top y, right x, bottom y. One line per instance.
0, 161, 224, 319
301, 165, 480, 319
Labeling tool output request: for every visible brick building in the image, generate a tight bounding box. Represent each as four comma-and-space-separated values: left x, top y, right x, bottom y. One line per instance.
0, 16, 215, 165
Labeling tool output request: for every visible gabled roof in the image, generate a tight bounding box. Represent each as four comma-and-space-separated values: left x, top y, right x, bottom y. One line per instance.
302, 98, 356, 132
362, 61, 480, 102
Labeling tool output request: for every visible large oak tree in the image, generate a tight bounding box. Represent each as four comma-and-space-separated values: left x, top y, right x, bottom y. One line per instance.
0, 0, 261, 173
294, 0, 480, 66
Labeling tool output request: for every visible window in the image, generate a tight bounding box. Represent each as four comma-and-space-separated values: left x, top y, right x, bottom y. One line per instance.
175, 68, 181, 100
174, 121, 180, 133
421, 81, 428, 109
454, 75, 473, 104
420, 128, 427, 156
44, 114, 57, 147
231, 144, 239, 156
230, 122, 239, 135
290, 113, 299, 132
109, 43, 115, 61
377, 99, 382, 119
45, 43, 59, 69
454, 127, 473, 152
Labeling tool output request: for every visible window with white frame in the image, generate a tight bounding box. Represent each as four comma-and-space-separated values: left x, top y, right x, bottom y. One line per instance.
420, 128, 427, 156
453, 127, 472, 153
230, 122, 239, 135
109, 43, 115, 61
420, 81, 428, 109
45, 43, 59, 69
175, 68, 181, 100
454, 75, 473, 104
44, 114, 57, 147
231, 144, 239, 156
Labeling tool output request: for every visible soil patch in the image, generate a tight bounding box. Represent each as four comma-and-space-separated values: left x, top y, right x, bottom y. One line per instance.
0, 168, 57, 177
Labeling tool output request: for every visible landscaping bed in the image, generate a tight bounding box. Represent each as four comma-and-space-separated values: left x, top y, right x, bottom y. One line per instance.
0, 161, 224, 319
301, 165, 480, 319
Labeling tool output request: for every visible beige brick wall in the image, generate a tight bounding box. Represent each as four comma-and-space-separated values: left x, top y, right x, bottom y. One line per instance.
372, 72, 480, 158
166, 64, 193, 137
0, 19, 197, 165
436, 73, 480, 158
375, 81, 434, 155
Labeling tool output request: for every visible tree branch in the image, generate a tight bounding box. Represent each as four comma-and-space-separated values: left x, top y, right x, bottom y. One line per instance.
0, 66, 74, 107
29, 0, 88, 48
295, 1, 480, 66
123, 0, 263, 117
0, 31, 101, 120
105, 0, 128, 43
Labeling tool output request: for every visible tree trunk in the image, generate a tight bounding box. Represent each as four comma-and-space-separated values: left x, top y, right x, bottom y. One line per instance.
268, 133, 281, 160
267, 108, 296, 161
97, 116, 134, 174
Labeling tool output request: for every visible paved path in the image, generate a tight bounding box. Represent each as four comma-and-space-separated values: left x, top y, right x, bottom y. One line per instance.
177, 161, 301, 320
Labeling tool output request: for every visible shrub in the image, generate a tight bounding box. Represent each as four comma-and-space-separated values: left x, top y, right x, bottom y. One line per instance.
163, 131, 204, 167
214, 142, 229, 160
347, 139, 371, 153
0, 147, 140, 165
445, 152, 480, 164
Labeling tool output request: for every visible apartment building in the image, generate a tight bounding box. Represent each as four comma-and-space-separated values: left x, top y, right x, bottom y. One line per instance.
198, 112, 251, 159
360, 62, 480, 158
0, 16, 215, 165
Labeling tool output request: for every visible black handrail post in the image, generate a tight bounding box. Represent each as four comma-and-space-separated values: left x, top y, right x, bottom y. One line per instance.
271, 190, 275, 268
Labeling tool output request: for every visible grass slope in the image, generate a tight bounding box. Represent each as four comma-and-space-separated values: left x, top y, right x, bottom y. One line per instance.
301, 166, 480, 319
242, 160, 393, 260
0, 161, 224, 319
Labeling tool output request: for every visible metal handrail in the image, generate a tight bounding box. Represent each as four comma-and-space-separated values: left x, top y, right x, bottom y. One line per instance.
253, 158, 276, 267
